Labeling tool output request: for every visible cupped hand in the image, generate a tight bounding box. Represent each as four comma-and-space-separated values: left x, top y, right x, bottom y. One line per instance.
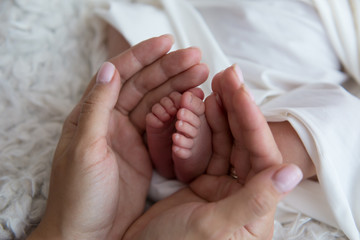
28, 35, 209, 240
123, 164, 302, 240
209, 64, 283, 183
123, 65, 303, 240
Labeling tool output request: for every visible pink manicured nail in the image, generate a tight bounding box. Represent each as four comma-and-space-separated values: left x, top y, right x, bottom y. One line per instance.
214, 92, 223, 107
96, 62, 115, 84
233, 64, 244, 84
272, 165, 303, 193
244, 86, 255, 102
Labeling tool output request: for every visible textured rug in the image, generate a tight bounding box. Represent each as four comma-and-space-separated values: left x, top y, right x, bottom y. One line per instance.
0, 0, 107, 238
0, 0, 348, 239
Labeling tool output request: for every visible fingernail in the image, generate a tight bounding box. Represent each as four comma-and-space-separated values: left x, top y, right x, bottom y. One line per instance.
96, 62, 115, 84
243, 86, 255, 102
214, 92, 223, 107
233, 64, 244, 84
272, 165, 303, 193
161, 34, 175, 43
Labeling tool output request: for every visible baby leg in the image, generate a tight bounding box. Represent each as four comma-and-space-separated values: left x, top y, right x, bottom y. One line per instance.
172, 91, 212, 183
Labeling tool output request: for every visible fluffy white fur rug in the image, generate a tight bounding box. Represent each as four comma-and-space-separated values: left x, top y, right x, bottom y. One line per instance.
0, 0, 348, 239
0, 0, 107, 238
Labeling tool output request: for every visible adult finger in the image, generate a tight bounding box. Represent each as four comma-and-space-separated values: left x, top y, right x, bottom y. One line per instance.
215, 164, 302, 235
54, 102, 82, 159
130, 63, 209, 132
81, 34, 175, 103
213, 65, 282, 182
75, 62, 121, 145
58, 35, 174, 145
231, 83, 282, 175
204, 93, 232, 176
211, 66, 252, 181
211, 66, 242, 112
116, 47, 202, 116
111, 34, 175, 82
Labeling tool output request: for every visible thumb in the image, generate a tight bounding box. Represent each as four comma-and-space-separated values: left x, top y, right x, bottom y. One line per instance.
200, 164, 303, 236
75, 62, 121, 144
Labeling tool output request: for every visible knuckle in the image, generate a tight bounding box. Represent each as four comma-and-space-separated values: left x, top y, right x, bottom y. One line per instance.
248, 190, 273, 218
81, 98, 97, 114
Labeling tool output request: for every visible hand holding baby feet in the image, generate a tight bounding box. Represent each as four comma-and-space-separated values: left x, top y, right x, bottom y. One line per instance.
211, 65, 282, 184
146, 92, 182, 179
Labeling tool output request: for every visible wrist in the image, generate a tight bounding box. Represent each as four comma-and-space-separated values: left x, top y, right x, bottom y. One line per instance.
269, 121, 316, 179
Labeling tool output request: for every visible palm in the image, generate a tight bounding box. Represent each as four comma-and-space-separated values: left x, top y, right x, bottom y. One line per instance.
189, 175, 275, 240
48, 110, 152, 238
105, 110, 153, 236
123, 174, 274, 240
33, 36, 211, 240
98, 38, 208, 237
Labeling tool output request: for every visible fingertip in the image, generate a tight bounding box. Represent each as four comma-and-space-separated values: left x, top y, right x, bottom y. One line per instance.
214, 92, 223, 108
231, 64, 244, 84
224, 65, 242, 89
156, 34, 175, 53
187, 46, 202, 59
96, 62, 116, 84
196, 63, 210, 83
211, 70, 224, 92
160, 34, 175, 44
272, 164, 303, 194
185, 47, 203, 65
75, 62, 121, 143
211, 65, 243, 111
200, 62, 210, 76
242, 85, 255, 102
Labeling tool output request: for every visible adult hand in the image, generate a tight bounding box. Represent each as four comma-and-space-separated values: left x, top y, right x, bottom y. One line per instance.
123, 65, 303, 240
124, 164, 301, 240
209, 65, 315, 180
209, 65, 283, 183
28, 35, 209, 240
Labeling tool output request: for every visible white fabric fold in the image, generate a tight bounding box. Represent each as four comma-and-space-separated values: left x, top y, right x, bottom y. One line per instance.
312, 0, 360, 84
261, 83, 360, 239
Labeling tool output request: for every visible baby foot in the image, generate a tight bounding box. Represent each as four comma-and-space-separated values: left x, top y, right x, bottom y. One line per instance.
172, 91, 212, 183
146, 92, 181, 179
146, 89, 212, 183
